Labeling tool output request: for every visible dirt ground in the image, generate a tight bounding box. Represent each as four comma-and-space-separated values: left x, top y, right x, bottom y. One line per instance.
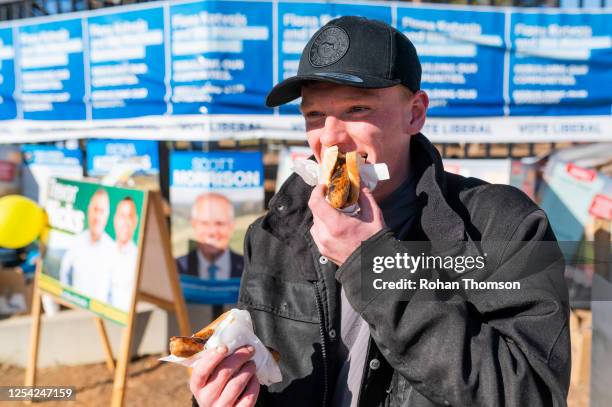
0, 355, 192, 406
0, 355, 588, 407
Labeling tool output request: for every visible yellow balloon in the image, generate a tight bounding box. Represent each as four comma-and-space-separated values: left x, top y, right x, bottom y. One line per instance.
0, 195, 45, 249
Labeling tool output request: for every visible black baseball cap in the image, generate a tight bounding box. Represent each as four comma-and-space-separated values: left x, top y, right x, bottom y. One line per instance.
265, 16, 421, 107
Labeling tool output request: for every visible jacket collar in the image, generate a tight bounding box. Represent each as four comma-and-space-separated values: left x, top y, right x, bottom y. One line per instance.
262, 133, 467, 251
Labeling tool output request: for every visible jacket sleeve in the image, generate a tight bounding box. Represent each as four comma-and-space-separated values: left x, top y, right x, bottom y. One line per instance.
336, 209, 571, 407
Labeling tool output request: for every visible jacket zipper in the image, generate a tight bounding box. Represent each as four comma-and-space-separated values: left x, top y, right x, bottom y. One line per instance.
313, 284, 329, 407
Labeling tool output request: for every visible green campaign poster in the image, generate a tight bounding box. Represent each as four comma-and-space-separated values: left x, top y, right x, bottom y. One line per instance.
39, 178, 146, 325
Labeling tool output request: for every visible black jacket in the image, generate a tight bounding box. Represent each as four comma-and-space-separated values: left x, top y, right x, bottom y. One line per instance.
176, 249, 244, 279
233, 134, 570, 407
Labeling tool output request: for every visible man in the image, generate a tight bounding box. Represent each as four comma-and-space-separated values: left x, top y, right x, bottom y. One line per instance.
109, 196, 139, 311
176, 192, 244, 280
60, 188, 114, 303
190, 17, 570, 407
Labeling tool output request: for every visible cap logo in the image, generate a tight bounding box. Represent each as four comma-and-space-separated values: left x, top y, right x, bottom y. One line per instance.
309, 26, 349, 67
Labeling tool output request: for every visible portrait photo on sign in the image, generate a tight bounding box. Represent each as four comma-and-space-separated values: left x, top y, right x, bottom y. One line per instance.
169, 151, 264, 281
40, 178, 145, 324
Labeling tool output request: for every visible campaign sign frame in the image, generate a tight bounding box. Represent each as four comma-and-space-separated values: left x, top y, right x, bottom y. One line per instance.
26, 178, 190, 407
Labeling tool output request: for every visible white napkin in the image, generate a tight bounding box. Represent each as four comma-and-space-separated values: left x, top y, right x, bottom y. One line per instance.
159, 309, 282, 386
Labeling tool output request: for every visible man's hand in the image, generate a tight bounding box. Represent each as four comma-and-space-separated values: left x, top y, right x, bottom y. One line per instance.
190, 345, 260, 407
309, 185, 385, 266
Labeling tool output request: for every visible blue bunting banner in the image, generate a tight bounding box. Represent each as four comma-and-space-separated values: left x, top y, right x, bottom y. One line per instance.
0, 1, 609, 142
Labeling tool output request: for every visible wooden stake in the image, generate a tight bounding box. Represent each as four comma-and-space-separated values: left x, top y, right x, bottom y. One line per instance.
94, 317, 115, 373
24, 260, 43, 388
110, 317, 136, 406
138, 291, 176, 311
110, 191, 150, 407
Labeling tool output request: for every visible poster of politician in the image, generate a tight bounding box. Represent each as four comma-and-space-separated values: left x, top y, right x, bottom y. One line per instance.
170, 151, 264, 283
39, 178, 145, 325
86, 139, 160, 190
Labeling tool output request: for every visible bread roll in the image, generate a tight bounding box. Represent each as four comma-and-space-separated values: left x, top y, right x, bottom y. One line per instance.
321, 147, 362, 209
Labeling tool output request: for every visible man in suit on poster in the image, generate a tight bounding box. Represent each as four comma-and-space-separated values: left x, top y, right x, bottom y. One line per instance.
60, 188, 114, 302
176, 192, 244, 280
109, 196, 139, 311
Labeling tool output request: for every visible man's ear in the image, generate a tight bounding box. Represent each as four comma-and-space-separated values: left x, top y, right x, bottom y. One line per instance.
404, 90, 429, 134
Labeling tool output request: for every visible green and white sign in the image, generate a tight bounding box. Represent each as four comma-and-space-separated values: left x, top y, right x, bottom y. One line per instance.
40, 178, 146, 325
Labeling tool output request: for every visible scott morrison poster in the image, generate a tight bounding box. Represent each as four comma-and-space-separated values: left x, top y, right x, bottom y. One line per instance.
169, 151, 263, 284
38, 178, 145, 325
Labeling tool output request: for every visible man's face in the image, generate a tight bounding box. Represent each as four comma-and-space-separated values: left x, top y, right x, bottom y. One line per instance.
191, 198, 234, 259
114, 200, 137, 246
88, 193, 110, 241
300, 83, 426, 200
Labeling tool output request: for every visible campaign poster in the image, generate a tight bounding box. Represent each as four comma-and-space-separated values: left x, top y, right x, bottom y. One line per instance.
87, 7, 167, 118
509, 12, 612, 116
540, 156, 609, 243
0, 27, 16, 120
86, 139, 159, 190
21, 145, 83, 204
39, 178, 146, 325
169, 0, 273, 115
0, 145, 21, 196
169, 151, 264, 286
17, 18, 86, 120
397, 6, 505, 117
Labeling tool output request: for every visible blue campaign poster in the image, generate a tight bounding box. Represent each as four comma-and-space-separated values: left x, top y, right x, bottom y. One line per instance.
277, 1, 392, 115
169, 150, 263, 190
397, 6, 506, 117
0, 0, 607, 129
169, 150, 264, 284
22, 144, 83, 166
180, 274, 240, 304
169, 0, 273, 115
86, 139, 159, 176
0, 27, 16, 120
509, 12, 612, 116
18, 18, 86, 120
87, 7, 167, 119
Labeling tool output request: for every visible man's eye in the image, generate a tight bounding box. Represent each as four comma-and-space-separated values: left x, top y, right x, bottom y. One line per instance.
305, 111, 324, 119
348, 106, 370, 114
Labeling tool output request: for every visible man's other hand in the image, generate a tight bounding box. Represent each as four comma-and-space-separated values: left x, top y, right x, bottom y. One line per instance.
190, 345, 259, 407
309, 184, 385, 266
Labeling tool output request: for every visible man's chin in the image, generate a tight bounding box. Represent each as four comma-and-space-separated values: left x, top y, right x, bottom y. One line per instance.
197, 243, 225, 258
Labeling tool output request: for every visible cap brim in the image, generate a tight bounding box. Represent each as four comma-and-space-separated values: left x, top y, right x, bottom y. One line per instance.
265, 73, 401, 107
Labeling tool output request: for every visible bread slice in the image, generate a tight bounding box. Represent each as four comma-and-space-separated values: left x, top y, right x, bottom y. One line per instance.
320, 146, 339, 185
345, 151, 362, 206
193, 310, 231, 339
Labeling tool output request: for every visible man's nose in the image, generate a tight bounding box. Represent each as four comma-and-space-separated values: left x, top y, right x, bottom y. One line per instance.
320, 116, 351, 147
